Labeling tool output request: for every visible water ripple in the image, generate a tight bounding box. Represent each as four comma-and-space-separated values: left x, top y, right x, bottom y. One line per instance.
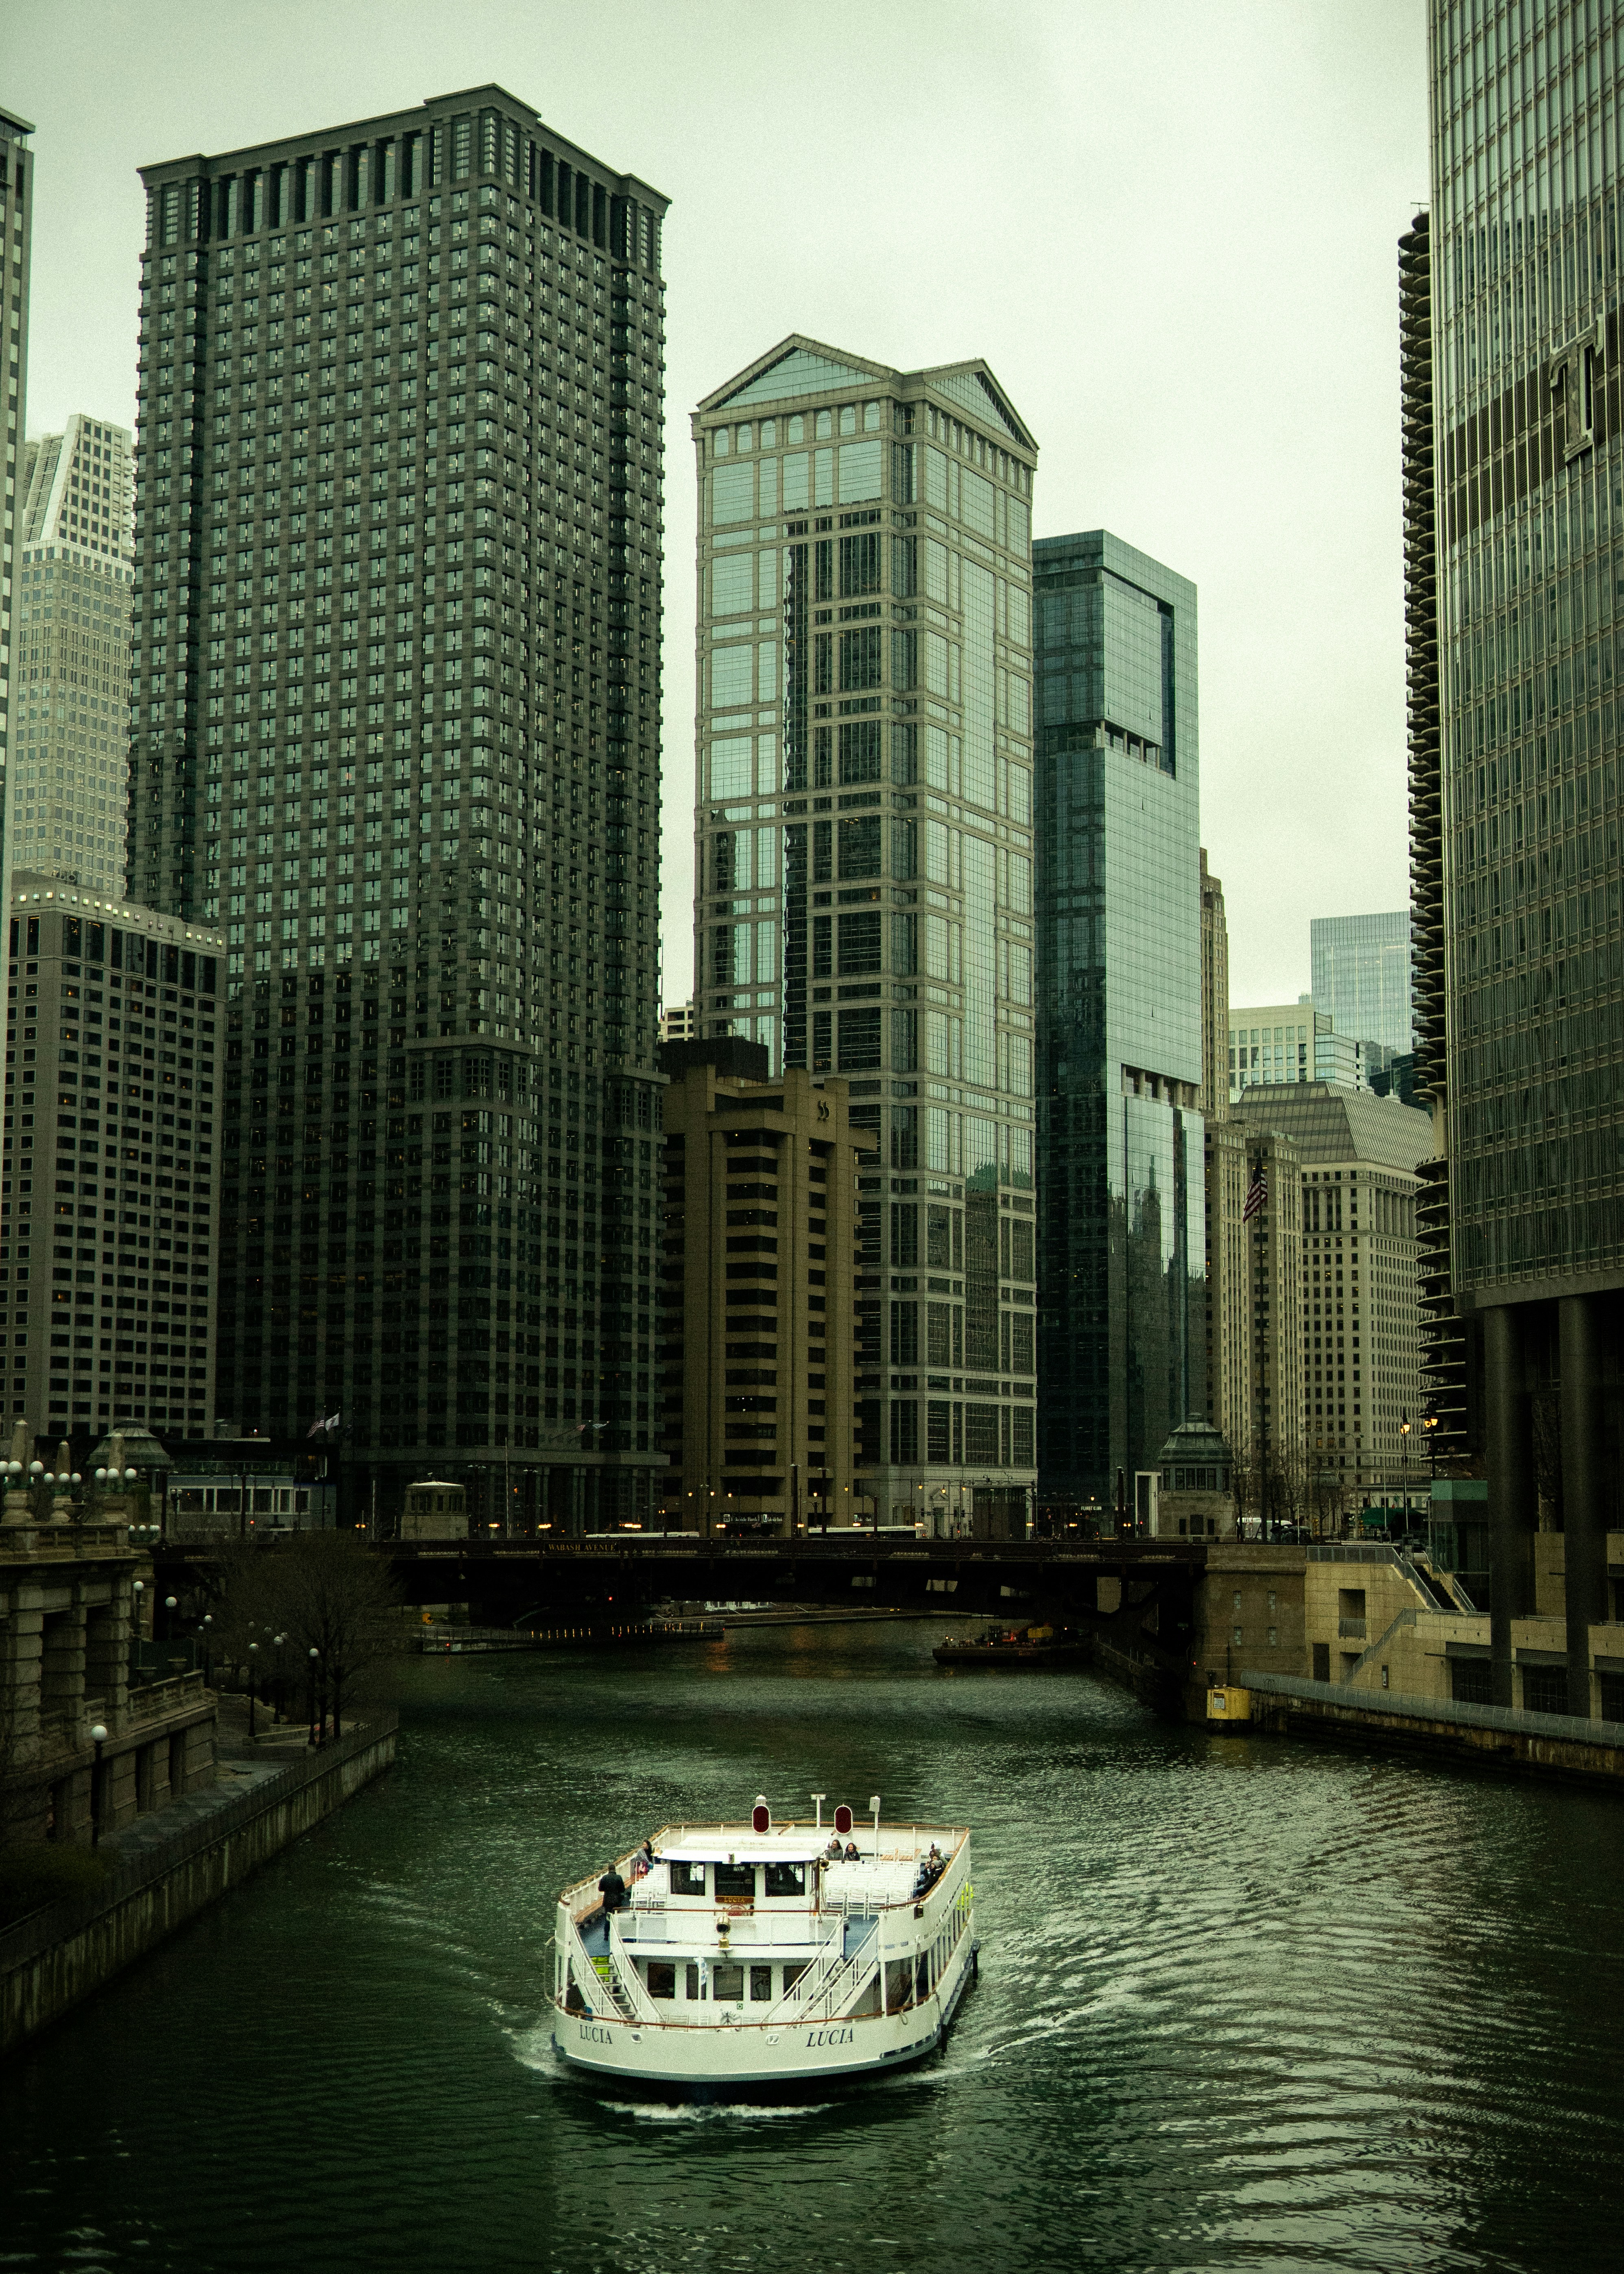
1, 1632, 1620, 2273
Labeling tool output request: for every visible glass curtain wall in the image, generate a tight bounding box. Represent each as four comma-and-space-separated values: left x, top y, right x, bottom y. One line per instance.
1033, 533, 1205, 1518
1430, 0, 1624, 1293
691, 343, 1040, 1529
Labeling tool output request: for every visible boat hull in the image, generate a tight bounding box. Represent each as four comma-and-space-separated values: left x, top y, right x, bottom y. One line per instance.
552, 1937, 978, 2099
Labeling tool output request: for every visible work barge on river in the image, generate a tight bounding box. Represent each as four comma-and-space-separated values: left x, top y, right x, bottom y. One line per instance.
552, 1804, 977, 2095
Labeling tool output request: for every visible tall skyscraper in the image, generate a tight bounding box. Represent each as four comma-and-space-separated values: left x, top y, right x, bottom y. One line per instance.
134, 89, 668, 1527
1, 108, 36, 1014
1233, 1084, 1430, 1508
1032, 531, 1204, 1517
690, 338, 1039, 1534
1422, 0, 1623, 1715
15, 415, 136, 893
1399, 203, 1466, 1460
1310, 910, 1412, 1057
4, 877, 224, 1437
657, 1040, 872, 1536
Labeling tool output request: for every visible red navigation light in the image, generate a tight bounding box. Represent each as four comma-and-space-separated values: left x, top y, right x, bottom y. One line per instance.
752, 1801, 770, 1834
834, 1804, 852, 1836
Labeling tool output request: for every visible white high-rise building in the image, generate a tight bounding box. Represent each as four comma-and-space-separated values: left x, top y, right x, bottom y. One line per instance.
13, 414, 135, 895
20, 413, 135, 558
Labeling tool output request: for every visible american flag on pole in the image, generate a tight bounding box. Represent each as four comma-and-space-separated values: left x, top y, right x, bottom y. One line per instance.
1242, 1164, 1268, 1223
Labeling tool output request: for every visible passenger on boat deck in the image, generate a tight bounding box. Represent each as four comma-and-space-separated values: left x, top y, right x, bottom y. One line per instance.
630, 1841, 653, 1881
844, 1841, 860, 1862
826, 1835, 844, 1861
914, 1844, 945, 1894
598, 1865, 628, 1914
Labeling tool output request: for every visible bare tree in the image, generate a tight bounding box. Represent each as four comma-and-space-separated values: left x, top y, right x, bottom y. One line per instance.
1229, 1439, 1262, 1534
266, 1533, 403, 1741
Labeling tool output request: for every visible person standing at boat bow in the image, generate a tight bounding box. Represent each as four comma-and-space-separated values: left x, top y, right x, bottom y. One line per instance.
598, 1863, 628, 1918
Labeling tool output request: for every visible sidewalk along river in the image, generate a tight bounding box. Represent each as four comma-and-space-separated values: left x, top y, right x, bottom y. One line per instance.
2, 1621, 1622, 2274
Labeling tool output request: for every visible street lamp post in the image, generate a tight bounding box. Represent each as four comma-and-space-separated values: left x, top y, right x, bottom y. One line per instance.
306, 1647, 321, 1747
247, 1641, 259, 1741
89, 1722, 109, 1847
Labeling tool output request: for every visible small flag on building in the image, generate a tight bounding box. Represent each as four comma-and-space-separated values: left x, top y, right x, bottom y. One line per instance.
1242, 1164, 1268, 1223
307, 1410, 341, 1439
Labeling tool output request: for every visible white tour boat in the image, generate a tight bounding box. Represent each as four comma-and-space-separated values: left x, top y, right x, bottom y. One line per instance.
552, 1797, 978, 2095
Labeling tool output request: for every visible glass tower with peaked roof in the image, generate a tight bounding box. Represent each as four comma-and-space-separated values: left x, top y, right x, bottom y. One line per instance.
687, 337, 1039, 1535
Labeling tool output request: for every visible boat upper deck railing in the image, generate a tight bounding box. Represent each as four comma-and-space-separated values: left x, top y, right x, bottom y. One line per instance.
557, 1823, 967, 1922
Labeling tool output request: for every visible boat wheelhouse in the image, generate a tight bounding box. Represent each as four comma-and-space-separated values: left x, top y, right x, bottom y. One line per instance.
552, 1802, 976, 2095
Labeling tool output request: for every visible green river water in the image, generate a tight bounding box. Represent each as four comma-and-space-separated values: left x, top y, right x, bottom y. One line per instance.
2, 1622, 1622, 2274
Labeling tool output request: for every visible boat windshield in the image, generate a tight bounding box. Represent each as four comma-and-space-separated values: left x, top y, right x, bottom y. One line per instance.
764, 1861, 805, 1897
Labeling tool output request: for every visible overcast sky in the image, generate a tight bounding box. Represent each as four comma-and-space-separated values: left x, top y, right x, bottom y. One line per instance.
11, 0, 1427, 1012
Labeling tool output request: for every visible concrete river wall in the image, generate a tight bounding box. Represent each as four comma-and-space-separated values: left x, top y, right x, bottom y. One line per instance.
1, 1713, 398, 2056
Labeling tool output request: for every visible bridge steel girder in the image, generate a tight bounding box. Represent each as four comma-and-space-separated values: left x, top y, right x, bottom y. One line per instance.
378, 1538, 1207, 1629
147, 1540, 1208, 1650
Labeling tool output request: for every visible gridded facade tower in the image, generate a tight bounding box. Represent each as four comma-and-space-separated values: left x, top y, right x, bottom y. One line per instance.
132, 87, 668, 1525
690, 338, 1040, 1534
20, 413, 134, 558
1309, 911, 1413, 1069
657, 1049, 872, 1534
4, 879, 224, 1435
1032, 531, 1205, 1516
1425, 0, 1624, 1714
1232, 1084, 1430, 1506
14, 482, 135, 896
0, 110, 36, 1020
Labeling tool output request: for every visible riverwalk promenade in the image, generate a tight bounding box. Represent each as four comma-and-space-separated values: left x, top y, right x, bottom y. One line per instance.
1, 1709, 397, 2055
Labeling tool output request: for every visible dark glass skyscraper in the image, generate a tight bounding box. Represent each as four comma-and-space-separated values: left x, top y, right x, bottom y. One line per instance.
131, 88, 668, 1526
1421, 2, 1623, 1709
1033, 532, 1204, 1517
0, 107, 35, 1005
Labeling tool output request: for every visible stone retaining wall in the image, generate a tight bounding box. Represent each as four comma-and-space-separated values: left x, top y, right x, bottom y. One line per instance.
1240, 1674, 1624, 1784
0, 1713, 398, 2055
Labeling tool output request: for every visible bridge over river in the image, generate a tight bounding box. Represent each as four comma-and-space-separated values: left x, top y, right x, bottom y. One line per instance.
155, 1534, 1207, 1699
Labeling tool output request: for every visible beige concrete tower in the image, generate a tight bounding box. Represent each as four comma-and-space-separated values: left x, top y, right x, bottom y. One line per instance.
657, 1042, 873, 1534
1234, 1083, 1429, 1514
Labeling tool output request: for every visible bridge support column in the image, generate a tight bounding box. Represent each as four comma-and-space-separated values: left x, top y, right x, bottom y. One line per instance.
1561, 1294, 1607, 1720
1485, 1302, 1536, 1710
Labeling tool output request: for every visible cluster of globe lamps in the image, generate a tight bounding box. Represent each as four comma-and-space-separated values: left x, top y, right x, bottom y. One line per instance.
3, 1459, 142, 1492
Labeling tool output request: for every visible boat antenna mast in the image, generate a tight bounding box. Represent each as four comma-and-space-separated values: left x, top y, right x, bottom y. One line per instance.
870, 1793, 881, 1846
